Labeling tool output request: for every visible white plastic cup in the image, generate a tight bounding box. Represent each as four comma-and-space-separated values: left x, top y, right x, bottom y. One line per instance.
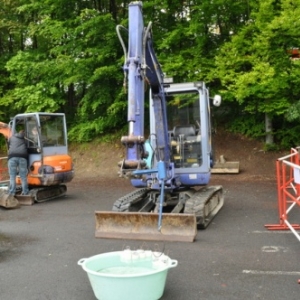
120, 248, 132, 262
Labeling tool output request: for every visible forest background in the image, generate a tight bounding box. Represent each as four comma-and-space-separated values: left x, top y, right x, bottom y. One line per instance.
1, 0, 300, 149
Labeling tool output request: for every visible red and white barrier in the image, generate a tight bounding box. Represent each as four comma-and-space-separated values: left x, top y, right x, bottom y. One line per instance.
265, 148, 300, 242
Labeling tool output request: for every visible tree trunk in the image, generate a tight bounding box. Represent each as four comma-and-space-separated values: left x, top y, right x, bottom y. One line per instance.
265, 113, 273, 144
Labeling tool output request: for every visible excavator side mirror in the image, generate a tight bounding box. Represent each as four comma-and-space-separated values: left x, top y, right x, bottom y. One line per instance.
213, 95, 222, 107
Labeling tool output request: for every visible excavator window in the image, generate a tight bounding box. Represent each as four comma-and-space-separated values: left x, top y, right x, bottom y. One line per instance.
40, 115, 65, 147
19, 114, 67, 149
166, 91, 202, 168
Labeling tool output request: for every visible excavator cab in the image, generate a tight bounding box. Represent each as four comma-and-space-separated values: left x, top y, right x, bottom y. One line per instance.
148, 82, 214, 186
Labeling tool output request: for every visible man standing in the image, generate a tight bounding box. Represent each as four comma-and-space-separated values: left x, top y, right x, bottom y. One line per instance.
7, 130, 29, 196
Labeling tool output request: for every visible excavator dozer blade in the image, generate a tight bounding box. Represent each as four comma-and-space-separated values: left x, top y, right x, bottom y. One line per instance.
15, 195, 34, 206
95, 211, 197, 242
0, 191, 19, 208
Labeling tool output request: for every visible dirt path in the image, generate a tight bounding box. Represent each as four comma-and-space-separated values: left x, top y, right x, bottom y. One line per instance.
70, 129, 284, 183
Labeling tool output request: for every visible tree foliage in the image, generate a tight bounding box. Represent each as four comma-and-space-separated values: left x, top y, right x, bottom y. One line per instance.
0, 0, 299, 147
211, 0, 300, 147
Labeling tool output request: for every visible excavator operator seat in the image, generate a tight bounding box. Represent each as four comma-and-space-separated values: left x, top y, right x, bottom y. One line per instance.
173, 125, 196, 141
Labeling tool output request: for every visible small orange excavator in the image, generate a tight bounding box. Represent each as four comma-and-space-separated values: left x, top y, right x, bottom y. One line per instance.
0, 112, 74, 208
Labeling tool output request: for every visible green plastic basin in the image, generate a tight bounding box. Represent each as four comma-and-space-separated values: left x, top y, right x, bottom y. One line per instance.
78, 251, 178, 300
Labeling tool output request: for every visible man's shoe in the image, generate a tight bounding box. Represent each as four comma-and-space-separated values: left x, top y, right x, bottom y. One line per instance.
21, 192, 30, 196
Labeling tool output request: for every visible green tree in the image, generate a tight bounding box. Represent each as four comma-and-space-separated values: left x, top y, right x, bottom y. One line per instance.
150, 0, 251, 86
211, 0, 300, 147
2, 0, 299, 148
0, 0, 27, 118
1, 1, 126, 141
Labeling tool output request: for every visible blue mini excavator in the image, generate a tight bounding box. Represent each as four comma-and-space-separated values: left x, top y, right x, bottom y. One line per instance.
95, 1, 224, 242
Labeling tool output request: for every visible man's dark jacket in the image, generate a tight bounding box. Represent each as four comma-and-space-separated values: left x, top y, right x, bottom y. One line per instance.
8, 132, 28, 161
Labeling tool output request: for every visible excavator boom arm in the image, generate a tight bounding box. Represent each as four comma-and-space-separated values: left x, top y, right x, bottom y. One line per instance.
120, 2, 171, 175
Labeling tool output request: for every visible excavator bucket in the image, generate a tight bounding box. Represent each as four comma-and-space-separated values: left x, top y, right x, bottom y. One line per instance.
211, 155, 240, 174
95, 211, 197, 242
0, 190, 19, 208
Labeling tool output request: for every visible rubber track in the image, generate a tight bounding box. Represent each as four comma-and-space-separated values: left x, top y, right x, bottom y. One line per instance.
112, 188, 150, 212
32, 185, 67, 203
184, 185, 224, 228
